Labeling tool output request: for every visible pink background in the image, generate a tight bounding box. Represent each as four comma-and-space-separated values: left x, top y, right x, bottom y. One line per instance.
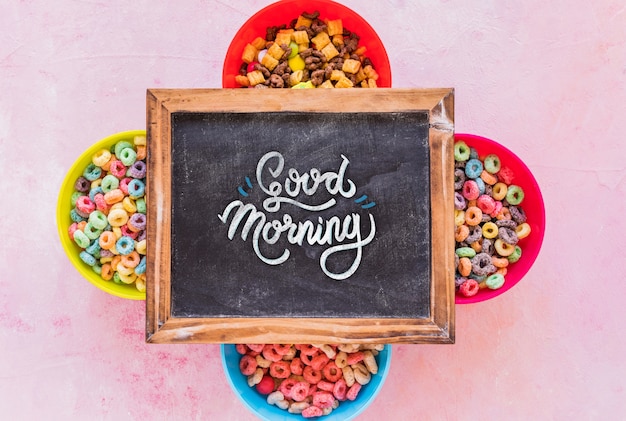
1, 0, 625, 419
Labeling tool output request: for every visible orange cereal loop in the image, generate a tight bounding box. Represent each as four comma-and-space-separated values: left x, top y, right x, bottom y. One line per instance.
77, 221, 87, 231
491, 256, 509, 268
496, 267, 508, 276
101, 263, 113, 281
478, 280, 489, 289
101, 155, 115, 172
516, 222, 532, 239
455, 224, 469, 242
496, 207, 511, 220
121, 251, 140, 268
458, 257, 472, 277
480, 170, 498, 185
111, 255, 122, 271
98, 231, 116, 249
465, 206, 483, 226
467, 199, 477, 208
136, 145, 146, 160
104, 189, 124, 205
470, 241, 482, 253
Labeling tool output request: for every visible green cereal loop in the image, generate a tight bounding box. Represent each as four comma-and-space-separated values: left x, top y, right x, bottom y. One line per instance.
486, 273, 505, 289
507, 245, 522, 263
114, 140, 133, 158
83, 163, 102, 181
119, 147, 137, 166
113, 272, 123, 284
455, 247, 476, 258
484, 154, 501, 174
91, 263, 102, 275
101, 174, 120, 193
83, 222, 102, 240
88, 210, 108, 230
454, 141, 471, 162
135, 197, 146, 214
506, 185, 524, 205
71, 191, 82, 207
73, 230, 90, 248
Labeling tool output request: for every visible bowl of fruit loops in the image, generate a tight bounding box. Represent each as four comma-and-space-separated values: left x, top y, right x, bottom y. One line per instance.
454, 133, 545, 304
222, 343, 391, 420
222, 0, 391, 89
57, 130, 147, 300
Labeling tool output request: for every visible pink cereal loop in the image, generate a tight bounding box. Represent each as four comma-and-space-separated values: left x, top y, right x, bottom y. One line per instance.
108, 160, 126, 178
312, 391, 335, 409
290, 381, 310, 402
310, 353, 330, 371
346, 382, 362, 401
278, 377, 298, 399
239, 354, 257, 376
303, 366, 322, 384
262, 344, 283, 362
290, 357, 304, 375
346, 351, 364, 365
269, 360, 291, 379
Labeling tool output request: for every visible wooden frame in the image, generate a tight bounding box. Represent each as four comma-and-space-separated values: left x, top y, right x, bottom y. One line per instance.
146, 88, 455, 344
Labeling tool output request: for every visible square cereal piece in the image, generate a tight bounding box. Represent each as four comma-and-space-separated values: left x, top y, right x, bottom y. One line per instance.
292, 30, 309, 45
355, 68, 367, 84
267, 42, 286, 60
311, 32, 331, 50
321, 43, 340, 61
241, 43, 257, 64
235, 75, 250, 87
332, 34, 344, 47
261, 53, 279, 71
275, 32, 292, 47
246, 70, 265, 86
330, 69, 346, 81
251, 37, 267, 50
319, 80, 335, 88
335, 76, 354, 88
342, 58, 361, 74
295, 15, 313, 28
326, 19, 343, 36
363, 65, 379, 81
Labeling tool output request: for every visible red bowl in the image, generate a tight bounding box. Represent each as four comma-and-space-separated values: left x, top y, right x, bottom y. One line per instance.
454, 133, 546, 304
222, 0, 391, 88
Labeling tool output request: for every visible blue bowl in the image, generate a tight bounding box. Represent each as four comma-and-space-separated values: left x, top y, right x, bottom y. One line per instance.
221, 344, 392, 420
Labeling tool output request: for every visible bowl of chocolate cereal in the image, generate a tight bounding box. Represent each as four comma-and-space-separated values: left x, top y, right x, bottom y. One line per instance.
222, 0, 391, 89
453, 133, 545, 304
222, 343, 391, 420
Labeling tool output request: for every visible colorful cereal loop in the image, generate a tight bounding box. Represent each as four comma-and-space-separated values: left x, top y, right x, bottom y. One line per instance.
107, 208, 129, 227
98, 231, 116, 249
92, 148, 112, 167
516, 222, 531, 240
492, 182, 508, 201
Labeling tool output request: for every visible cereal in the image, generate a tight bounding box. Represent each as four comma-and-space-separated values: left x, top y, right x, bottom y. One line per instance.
235, 10, 379, 89
454, 140, 532, 297
68, 138, 147, 291
237, 343, 383, 418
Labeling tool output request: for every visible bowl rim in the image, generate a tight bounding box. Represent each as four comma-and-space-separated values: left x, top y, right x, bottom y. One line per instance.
222, 0, 392, 88
56, 129, 147, 300
220, 343, 392, 420
454, 133, 546, 304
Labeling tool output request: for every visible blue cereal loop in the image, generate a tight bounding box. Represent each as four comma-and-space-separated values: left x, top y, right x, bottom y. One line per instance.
70, 208, 87, 223
128, 179, 145, 199
116, 236, 135, 255
83, 163, 102, 181
89, 186, 103, 202
465, 158, 483, 179
135, 256, 147, 275
79, 251, 96, 266
475, 177, 486, 195
85, 239, 101, 256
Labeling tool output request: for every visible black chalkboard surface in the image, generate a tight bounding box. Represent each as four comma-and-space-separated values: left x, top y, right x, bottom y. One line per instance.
170, 111, 430, 319
146, 89, 455, 344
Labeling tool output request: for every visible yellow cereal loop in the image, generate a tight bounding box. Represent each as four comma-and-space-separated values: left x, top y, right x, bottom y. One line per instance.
118, 271, 137, 284
133, 135, 146, 146
116, 263, 134, 277
107, 209, 129, 228
135, 275, 146, 292
135, 239, 147, 255
454, 209, 466, 226
112, 226, 123, 239
90, 178, 102, 189
92, 148, 112, 167
122, 197, 137, 213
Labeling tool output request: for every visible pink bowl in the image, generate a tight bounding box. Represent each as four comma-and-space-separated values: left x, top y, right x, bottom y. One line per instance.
222, 0, 391, 88
454, 133, 545, 304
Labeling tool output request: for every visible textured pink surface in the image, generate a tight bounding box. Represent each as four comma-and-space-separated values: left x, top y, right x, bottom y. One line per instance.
1, 0, 625, 419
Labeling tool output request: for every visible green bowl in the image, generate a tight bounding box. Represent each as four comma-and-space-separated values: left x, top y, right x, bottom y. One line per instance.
56, 130, 146, 300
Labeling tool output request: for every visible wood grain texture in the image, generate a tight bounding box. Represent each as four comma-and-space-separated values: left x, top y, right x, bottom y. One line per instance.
146, 88, 454, 344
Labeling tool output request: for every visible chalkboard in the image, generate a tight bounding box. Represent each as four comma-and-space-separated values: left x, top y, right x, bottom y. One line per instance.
146, 89, 455, 344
